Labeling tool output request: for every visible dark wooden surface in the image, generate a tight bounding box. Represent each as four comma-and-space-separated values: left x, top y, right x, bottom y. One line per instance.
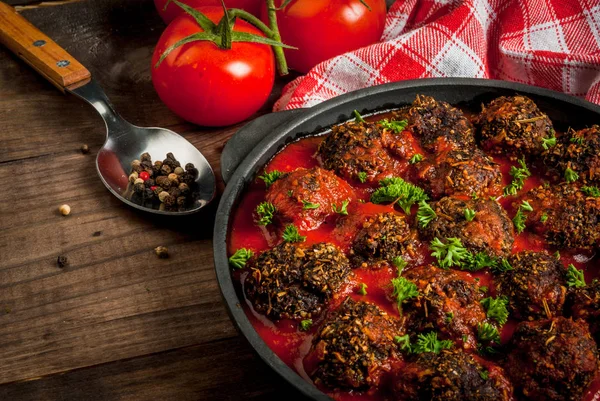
0, 0, 305, 399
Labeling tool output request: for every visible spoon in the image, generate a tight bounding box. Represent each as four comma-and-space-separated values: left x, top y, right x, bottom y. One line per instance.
0, 2, 216, 215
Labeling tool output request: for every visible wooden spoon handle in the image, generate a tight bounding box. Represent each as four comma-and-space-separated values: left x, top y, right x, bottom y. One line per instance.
0, 1, 91, 91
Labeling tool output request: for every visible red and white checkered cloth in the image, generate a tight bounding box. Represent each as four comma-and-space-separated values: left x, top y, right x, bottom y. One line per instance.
274, 0, 600, 111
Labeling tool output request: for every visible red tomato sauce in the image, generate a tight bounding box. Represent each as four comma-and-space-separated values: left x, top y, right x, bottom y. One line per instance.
228, 117, 600, 401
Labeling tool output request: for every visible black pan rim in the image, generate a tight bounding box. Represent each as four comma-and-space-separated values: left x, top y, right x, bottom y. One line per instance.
213, 77, 600, 400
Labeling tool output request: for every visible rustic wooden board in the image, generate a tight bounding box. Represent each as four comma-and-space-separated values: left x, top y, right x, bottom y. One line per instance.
0, 0, 300, 399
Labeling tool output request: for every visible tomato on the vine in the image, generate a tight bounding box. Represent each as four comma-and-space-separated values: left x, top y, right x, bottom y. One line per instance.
262, 0, 387, 74
151, 7, 275, 127
154, 0, 261, 24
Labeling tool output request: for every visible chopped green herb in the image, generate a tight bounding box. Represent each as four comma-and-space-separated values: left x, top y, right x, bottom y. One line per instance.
581, 186, 600, 197
479, 370, 489, 380
391, 276, 419, 312
409, 153, 423, 164
430, 237, 469, 269
478, 322, 501, 344
287, 190, 294, 197
357, 171, 367, 183
353, 110, 365, 122
464, 208, 476, 222
394, 334, 412, 351
229, 248, 254, 269
392, 256, 408, 274
412, 332, 454, 354
492, 259, 514, 274
481, 296, 509, 326
301, 199, 320, 210
332, 200, 350, 215
282, 224, 306, 243
462, 252, 498, 272
358, 283, 368, 296
513, 201, 532, 234
446, 312, 454, 323
371, 177, 429, 214
554, 251, 561, 260
471, 192, 479, 200
259, 170, 283, 188
299, 319, 313, 331
479, 286, 489, 294
256, 202, 276, 226
541, 134, 557, 150
540, 212, 548, 223
416, 200, 437, 228
520, 200, 533, 212
379, 119, 409, 134
503, 158, 531, 196
565, 167, 579, 183
570, 136, 584, 145
566, 264, 586, 288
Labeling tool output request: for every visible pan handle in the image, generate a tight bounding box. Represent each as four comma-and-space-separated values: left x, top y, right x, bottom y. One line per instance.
0, 2, 91, 92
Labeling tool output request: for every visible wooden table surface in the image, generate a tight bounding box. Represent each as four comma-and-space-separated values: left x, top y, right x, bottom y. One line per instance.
0, 0, 306, 399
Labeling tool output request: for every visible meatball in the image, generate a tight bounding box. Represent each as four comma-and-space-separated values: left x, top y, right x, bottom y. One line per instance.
265, 167, 354, 230
317, 120, 399, 183
420, 197, 514, 258
245, 242, 351, 320
543, 125, 600, 185
402, 265, 487, 350
349, 212, 421, 268
566, 280, 600, 343
306, 298, 401, 390
396, 94, 476, 153
523, 183, 600, 249
495, 251, 566, 321
392, 350, 514, 401
505, 317, 599, 401
415, 148, 502, 199
475, 95, 553, 158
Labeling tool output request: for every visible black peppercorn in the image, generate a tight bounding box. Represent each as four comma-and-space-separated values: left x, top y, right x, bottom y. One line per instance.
185, 162, 195, 171
177, 196, 187, 208
168, 188, 181, 198
134, 182, 145, 194
57, 255, 68, 268
181, 173, 195, 186
156, 176, 171, 189
164, 194, 176, 207
145, 178, 156, 188
178, 182, 190, 196
166, 152, 176, 160
153, 186, 164, 196
161, 164, 172, 175
141, 152, 152, 162
187, 167, 199, 179
144, 188, 155, 200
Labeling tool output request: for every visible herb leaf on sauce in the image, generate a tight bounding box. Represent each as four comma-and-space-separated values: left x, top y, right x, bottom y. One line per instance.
371, 177, 429, 214
256, 202, 276, 226
503, 158, 531, 196
299, 319, 313, 331
332, 200, 349, 215
412, 332, 454, 354
464, 208, 476, 222
229, 248, 254, 269
282, 224, 306, 243
417, 200, 437, 228
301, 199, 320, 210
430, 237, 469, 269
581, 186, 600, 197
566, 264, 586, 288
481, 296, 509, 326
259, 170, 283, 188
379, 119, 408, 134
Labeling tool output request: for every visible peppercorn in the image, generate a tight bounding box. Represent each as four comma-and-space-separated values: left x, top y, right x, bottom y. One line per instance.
131, 159, 143, 173
181, 173, 195, 185
80, 144, 90, 154
187, 167, 199, 179
178, 182, 190, 195
144, 188, 155, 200
185, 162, 195, 171
156, 176, 171, 189
57, 255, 68, 268
174, 166, 185, 175
144, 178, 155, 188
168, 188, 181, 198
134, 182, 145, 194
141, 152, 152, 162
153, 186, 163, 196
167, 173, 179, 184
129, 172, 139, 183
154, 246, 169, 259
166, 152, 176, 160
152, 161, 162, 175
139, 171, 150, 181
144, 168, 154, 177
58, 204, 71, 216
164, 194, 176, 207
158, 191, 170, 203
177, 196, 187, 208
134, 178, 144, 185
161, 164, 172, 175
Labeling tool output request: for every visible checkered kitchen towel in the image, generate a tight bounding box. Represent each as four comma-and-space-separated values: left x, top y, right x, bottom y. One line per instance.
274, 0, 600, 111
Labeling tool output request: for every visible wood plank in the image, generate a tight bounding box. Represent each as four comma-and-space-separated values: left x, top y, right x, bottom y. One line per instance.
0, 338, 306, 401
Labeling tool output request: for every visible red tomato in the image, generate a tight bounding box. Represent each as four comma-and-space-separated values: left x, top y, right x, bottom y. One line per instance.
155, 0, 261, 24
151, 7, 275, 127
262, 0, 387, 73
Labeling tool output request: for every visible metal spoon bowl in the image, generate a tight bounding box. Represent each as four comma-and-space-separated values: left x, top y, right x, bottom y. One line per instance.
69, 80, 216, 215
0, 2, 216, 215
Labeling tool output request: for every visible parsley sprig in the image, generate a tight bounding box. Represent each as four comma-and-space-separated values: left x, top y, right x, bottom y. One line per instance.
332, 200, 349, 215
464, 208, 476, 222
229, 248, 254, 269
392, 276, 419, 312
504, 158, 531, 196
564, 167, 579, 183
358, 283, 368, 296
412, 332, 454, 354
371, 177, 429, 214
481, 296, 509, 326
301, 199, 319, 210
542, 131, 557, 150
462, 252, 498, 272
299, 319, 312, 331
581, 186, 600, 197
513, 200, 533, 234
259, 170, 283, 188
492, 258, 514, 274
416, 200, 437, 228
409, 154, 423, 164
566, 264, 586, 288
282, 224, 306, 243
379, 119, 409, 134
256, 202, 276, 226
430, 237, 469, 269
357, 171, 367, 183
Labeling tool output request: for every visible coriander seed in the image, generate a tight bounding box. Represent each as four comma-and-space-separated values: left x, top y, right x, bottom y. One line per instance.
128, 172, 139, 183
174, 166, 184, 175
80, 144, 90, 154
58, 204, 71, 216
155, 246, 169, 258
134, 178, 144, 186
158, 191, 170, 203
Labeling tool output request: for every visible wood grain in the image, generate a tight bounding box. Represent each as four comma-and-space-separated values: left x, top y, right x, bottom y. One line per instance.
0, 1, 91, 90
0, 0, 299, 399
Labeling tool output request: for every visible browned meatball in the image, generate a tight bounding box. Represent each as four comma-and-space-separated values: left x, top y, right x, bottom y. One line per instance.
566, 280, 600, 343
392, 350, 514, 401
245, 242, 351, 321
396, 94, 476, 153
543, 125, 600, 185
349, 212, 421, 268
402, 265, 487, 350
265, 167, 354, 231
306, 298, 401, 390
505, 317, 599, 401
420, 197, 514, 258
317, 121, 399, 183
523, 183, 600, 249
475, 95, 553, 158
496, 251, 566, 321
415, 148, 503, 199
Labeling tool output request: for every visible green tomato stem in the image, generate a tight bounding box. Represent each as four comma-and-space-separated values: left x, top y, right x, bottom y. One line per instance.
266, 0, 289, 76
